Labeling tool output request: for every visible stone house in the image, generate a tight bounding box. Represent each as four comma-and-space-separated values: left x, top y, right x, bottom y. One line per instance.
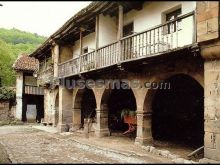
13, 55, 44, 122
14, 1, 220, 162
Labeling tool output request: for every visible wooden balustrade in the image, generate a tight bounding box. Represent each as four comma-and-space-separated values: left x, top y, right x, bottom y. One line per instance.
58, 11, 195, 78
37, 67, 54, 85
80, 51, 96, 72
97, 41, 118, 68
24, 85, 44, 95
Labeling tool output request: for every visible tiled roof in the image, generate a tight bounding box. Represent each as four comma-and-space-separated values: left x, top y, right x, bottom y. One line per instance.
12, 54, 39, 72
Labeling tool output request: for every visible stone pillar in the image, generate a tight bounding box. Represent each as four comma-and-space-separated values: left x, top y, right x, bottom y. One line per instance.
95, 104, 110, 137
71, 108, 81, 131
57, 86, 73, 132
43, 88, 48, 123
52, 99, 56, 127
197, 1, 220, 162
135, 111, 153, 145
15, 71, 23, 120
204, 60, 220, 161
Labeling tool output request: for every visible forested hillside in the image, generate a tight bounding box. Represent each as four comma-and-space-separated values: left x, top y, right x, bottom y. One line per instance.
0, 28, 46, 86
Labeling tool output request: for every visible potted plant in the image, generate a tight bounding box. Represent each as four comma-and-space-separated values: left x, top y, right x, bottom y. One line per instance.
121, 109, 136, 125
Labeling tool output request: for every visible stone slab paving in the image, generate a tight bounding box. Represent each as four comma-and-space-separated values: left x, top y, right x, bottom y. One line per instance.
0, 125, 172, 163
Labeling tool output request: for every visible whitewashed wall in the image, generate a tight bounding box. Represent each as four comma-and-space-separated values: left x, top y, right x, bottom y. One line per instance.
123, 1, 196, 32
124, 1, 196, 48
98, 14, 118, 47
15, 72, 23, 120
72, 32, 96, 58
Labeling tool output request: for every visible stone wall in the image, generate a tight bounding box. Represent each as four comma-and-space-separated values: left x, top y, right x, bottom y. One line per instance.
0, 101, 10, 120
197, 1, 219, 42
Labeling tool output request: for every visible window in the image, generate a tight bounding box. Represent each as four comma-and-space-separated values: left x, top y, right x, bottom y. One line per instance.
166, 8, 181, 34
123, 22, 134, 37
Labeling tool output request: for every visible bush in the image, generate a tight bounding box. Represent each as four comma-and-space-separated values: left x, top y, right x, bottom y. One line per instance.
0, 87, 15, 100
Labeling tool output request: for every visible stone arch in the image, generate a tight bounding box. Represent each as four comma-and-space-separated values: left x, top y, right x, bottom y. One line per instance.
143, 73, 204, 148
72, 87, 97, 131
100, 81, 137, 109
99, 82, 137, 135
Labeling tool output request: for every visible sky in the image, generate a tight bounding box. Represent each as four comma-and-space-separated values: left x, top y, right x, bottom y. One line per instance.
0, 1, 92, 37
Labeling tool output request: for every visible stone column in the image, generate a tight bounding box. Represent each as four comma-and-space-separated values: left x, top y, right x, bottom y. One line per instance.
135, 111, 153, 145
57, 86, 73, 132
71, 108, 82, 131
15, 71, 23, 120
95, 104, 110, 137
52, 100, 56, 127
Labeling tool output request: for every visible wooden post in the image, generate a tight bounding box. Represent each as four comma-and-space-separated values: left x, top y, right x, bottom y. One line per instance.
79, 29, 83, 72
118, 5, 123, 40
118, 5, 123, 62
95, 15, 99, 69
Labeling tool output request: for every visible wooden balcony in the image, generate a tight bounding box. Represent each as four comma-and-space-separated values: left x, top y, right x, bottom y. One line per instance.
37, 67, 54, 86
58, 11, 195, 78
24, 85, 44, 95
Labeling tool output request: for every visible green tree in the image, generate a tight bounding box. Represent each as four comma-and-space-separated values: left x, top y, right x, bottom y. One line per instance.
0, 28, 46, 87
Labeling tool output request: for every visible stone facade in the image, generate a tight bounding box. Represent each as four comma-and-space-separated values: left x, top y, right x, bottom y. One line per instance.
197, 1, 220, 162
14, 1, 220, 162
0, 101, 10, 120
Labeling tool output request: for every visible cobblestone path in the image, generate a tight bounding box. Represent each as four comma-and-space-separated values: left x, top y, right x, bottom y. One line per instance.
0, 125, 171, 163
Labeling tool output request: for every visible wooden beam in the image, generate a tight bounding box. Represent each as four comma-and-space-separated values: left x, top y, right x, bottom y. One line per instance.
117, 5, 124, 63
79, 29, 83, 55
79, 29, 83, 72
95, 15, 99, 50
95, 15, 99, 69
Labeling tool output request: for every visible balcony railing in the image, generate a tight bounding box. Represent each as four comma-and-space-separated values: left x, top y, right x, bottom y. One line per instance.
24, 85, 44, 95
58, 11, 195, 78
37, 67, 54, 85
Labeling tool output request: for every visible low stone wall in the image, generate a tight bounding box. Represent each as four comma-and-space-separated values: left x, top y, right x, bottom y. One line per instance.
0, 101, 10, 120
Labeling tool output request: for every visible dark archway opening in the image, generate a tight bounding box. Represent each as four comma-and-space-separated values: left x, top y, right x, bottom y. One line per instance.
152, 74, 204, 149
22, 94, 44, 123
81, 88, 96, 127
108, 83, 137, 134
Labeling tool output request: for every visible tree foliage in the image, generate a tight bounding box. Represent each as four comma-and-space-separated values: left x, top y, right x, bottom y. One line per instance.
0, 28, 46, 86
